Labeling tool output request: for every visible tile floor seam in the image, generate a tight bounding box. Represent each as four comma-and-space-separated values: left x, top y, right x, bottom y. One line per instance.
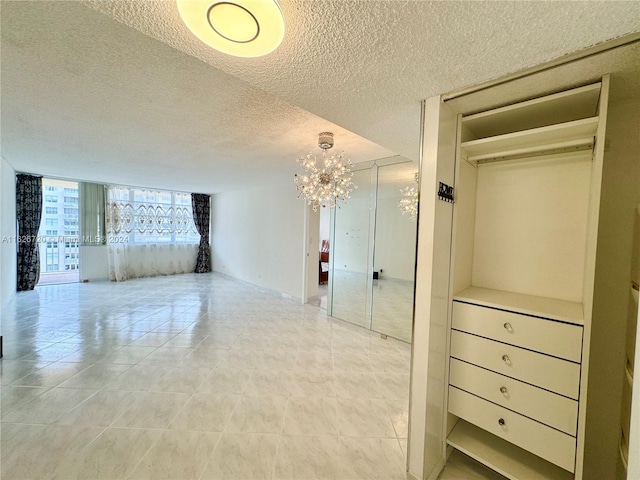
270, 394, 291, 480
163, 378, 203, 431
122, 427, 164, 480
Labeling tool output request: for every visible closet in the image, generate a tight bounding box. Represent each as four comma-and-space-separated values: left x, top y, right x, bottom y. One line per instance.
444, 78, 609, 479
620, 204, 640, 478
329, 158, 418, 343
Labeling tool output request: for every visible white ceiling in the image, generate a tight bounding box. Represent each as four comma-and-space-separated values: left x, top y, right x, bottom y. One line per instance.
2, 1, 639, 194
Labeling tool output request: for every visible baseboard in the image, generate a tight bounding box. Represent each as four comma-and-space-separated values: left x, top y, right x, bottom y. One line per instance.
211, 271, 302, 304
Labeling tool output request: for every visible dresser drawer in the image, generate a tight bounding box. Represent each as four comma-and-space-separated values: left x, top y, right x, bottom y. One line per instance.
449, 358, 578, 436
448, 386, 576, 472
450, 330, 580, 399
452, 301, 583, 362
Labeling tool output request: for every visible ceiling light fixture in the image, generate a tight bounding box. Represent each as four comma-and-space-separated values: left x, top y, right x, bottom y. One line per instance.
294, 132, 356, 211
398, 173, 419, 220
176, 0, 285, 57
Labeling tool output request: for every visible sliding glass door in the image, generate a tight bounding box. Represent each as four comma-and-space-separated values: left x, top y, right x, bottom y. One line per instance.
38, 178, 80, 285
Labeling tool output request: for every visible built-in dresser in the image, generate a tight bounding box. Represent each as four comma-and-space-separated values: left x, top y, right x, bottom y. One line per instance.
445, 78, 610, 480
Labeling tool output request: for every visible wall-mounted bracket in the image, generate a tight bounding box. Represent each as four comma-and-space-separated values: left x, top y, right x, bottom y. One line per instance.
438, 182, 454, 203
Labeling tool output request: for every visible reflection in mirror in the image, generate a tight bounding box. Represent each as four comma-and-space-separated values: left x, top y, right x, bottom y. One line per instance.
371, 163, 418, 342
330, 169, 374, 328
329, 159, 419, 343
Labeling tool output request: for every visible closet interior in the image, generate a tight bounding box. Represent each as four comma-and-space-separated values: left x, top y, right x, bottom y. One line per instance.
444, 78, 609, 479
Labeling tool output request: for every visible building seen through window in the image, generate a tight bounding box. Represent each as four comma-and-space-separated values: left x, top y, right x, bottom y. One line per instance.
38, 178, 80, 283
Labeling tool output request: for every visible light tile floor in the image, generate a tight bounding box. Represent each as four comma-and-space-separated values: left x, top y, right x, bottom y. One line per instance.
1, 273, 411, 480
370, 278, 414, 343
330, 272, 414, 343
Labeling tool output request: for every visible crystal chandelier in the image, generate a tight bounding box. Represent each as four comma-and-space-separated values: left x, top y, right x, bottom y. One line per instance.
294, 132, 356, 211
398, 172, 419, 220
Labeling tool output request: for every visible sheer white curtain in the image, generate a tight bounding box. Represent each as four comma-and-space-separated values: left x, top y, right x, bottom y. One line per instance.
105, 186, 199, 282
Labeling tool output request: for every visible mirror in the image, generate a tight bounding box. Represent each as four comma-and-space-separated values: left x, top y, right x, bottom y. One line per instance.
329, 160, 418, 343
330, 168, 374, 328
371, 163, 418, 342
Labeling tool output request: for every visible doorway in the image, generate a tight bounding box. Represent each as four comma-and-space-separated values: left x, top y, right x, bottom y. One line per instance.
37, 178, 80, 285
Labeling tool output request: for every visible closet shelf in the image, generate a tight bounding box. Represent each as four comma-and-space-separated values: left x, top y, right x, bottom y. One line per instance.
461, 83, 601, 141
453, 287, 584, 325
461, 117, 599, 164
447, 420, 573, 480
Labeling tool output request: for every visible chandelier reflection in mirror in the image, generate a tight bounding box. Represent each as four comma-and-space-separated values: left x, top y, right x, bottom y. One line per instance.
398, 172, 419, 220
294, 132, 356, 211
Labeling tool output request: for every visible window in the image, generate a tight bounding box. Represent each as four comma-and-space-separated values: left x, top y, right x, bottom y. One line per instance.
39, 179, 81, 278
106, 187, 199, 245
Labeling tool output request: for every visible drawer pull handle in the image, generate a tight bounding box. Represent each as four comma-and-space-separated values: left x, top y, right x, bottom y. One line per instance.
501, 354, 511, 366
498, 418, 506, 427
500, 386, 508, 395
503, 322, 513, 332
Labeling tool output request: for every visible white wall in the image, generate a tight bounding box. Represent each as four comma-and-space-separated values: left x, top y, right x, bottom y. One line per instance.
373, 196, 418, 281
331, 166, 374, 275
211, 181, 306, 300
332, 196, 371, 275
79, 245, 109, 281
319, 206, 330, 249
305, 207, 319, 301
408, 97, 457, 480
0, 157, 17, 306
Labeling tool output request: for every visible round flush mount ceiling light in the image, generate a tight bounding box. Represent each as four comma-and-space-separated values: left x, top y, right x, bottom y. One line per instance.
177, 0, 285, 57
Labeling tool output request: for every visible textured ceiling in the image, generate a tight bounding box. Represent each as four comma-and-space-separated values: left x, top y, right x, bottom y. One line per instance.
2, 1, 639, 194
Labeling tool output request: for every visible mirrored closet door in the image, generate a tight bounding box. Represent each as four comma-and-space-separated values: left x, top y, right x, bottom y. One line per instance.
329, 158, 418, 343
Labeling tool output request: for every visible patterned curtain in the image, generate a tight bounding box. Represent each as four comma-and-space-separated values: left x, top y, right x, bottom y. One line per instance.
191, 193, 211, 273
16, 174, 43, 291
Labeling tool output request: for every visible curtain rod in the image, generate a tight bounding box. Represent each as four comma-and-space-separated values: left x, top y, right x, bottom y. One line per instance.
442, 32, 640, 102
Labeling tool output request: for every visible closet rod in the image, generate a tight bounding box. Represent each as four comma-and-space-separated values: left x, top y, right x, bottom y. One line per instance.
469, 138, 595, 163
472, 143, 594, 166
